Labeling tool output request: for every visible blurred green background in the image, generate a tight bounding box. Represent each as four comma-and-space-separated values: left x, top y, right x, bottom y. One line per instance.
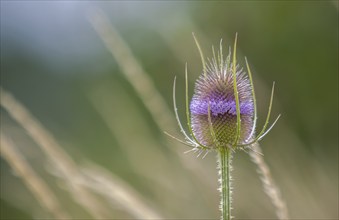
1, 1, 338, 219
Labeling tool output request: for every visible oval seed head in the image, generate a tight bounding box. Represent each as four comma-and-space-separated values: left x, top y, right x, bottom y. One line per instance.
190, 51, 254, 148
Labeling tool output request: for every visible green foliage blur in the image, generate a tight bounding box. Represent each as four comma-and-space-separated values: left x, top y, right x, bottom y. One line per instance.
1, 1, 338, 219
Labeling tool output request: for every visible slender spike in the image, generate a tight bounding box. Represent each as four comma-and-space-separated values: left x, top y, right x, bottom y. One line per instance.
184, 148, 198, 154
256, 114, 281, 141
206, 58, 214, 74
212, 45, 219, 74
212, 45, 217, 65
172, 76, 195, 143
232, 33, 241, 146
225, 47, 231, 78
202, 150, 209, 159
192, 32, 207, 78
197, 149, 204, 158
163, 132, 195, 148
245, 57, 257, 141
219, 39, 224, 74
185, 64, 210, 150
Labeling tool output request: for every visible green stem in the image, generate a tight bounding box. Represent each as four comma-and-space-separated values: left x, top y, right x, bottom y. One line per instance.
218, 148, 232, 220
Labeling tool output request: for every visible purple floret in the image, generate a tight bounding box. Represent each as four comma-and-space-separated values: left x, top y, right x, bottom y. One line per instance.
190, 96, 253, 116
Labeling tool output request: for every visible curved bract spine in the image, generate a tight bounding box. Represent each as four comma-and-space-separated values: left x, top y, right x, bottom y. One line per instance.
245, 57, 257, 141
232, 33, 241, 147
192, 32, 207, 78
171, 76, 195, 145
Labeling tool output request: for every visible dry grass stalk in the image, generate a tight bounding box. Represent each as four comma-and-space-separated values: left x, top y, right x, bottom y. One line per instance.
88, 88, 173, 188
250, 143, 289, 219
0, 87, 109, 219
0, 87, 163, 219
88, 9, 216, 188
88, 9, 176, 132
79, 163, 162, 219
0, 133, 70, 219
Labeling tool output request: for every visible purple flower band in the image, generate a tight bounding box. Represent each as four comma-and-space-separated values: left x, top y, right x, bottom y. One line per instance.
190, 97, 253, 116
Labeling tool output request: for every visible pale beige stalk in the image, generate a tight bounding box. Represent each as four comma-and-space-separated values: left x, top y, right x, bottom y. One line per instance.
250, 143, 289, 219
0, 134, 70, 219
0, 87, 110, 219
0, 87, 162, 219
88, 9, 216, 189
79, 163, 162, 219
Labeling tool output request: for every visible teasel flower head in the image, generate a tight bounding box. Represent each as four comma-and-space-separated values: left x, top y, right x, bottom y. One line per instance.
166, 33, 280, 157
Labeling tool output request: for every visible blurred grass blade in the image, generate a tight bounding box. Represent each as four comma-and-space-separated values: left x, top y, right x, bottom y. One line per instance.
0, 134, 70, 219
249, 143, 289, 219
79, 163, 162, 219
0, 87, 163, 219
88, 8, 175, 131
0, 87, 109, 219
88, 9, 216, 189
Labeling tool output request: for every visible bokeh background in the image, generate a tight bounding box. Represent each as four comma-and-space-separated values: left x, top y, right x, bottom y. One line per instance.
1, 1, 338, 219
